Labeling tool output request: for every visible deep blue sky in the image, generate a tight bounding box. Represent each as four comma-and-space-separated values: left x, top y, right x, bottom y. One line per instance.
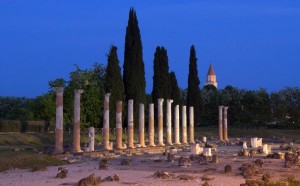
1, 0, 300, 98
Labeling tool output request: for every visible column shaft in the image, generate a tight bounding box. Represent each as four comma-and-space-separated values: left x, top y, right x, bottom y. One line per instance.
54, 87, 64, 154
189, 106, 195, 143
88, 127, 95, 152
148, 103, 156, 147
223, 106, 229, 141
174, 105, 181, 144
166, 99, 173, 145
218, 106, 224, 141
103, 93, 111, 150
139, 103, 146, 147
116, 101, 123, 149
128, 100, 135, 148
182, 105, 187, 144
73, 89, 83, 153
157, 98, 165, 146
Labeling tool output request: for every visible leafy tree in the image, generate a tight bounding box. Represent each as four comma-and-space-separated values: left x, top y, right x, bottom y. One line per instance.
0, 97, 33, 120
63, 63, 106, 128
187, 45, 201, 125
105, 46, 125, 128
123, 8, 146, 123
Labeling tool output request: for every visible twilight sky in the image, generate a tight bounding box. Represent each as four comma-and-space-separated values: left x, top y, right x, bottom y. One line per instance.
0, 0, 299, 98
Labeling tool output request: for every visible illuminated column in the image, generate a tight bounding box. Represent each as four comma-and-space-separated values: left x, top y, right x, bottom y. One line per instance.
166, 99, 173, 145
139, 103, 146, 147
73, 89, 84, 153
116, 101, 123, 149
189, 106, 195, 144
88, 127, 95, 152
174, 105, 181, 145
128, 99, 135, 148
54, 87, 64, 154
223, 106, 229, 142
182, 105, 187, 144
148, 103, 156, 147
103, 93, 111, 150
218, 106, 224, 141
157, 98, 165, 146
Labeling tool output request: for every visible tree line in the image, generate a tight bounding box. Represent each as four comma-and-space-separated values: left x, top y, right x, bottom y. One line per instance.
1, 8, 299, 129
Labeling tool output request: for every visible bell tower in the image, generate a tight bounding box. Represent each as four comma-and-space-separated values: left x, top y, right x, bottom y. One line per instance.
205, 64, 217, 88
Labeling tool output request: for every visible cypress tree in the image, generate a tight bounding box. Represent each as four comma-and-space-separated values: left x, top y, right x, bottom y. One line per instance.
123, 8, 146, 122
187, 45, 201, 126
169, 71, 181, 106
105, 46, 125, 128
151, 46, 171, 102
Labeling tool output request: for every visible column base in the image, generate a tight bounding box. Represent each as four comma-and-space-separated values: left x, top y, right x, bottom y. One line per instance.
73, 149, 83, 153
174, 142, 181, 145
53, 149, 64, 155
158, 143, 165, 147
148, 144, 156, 147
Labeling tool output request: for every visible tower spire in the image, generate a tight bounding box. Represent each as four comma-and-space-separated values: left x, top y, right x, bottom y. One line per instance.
205, 64, 217, 88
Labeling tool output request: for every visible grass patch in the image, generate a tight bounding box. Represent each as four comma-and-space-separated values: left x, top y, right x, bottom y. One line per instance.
0, 150, 66, 172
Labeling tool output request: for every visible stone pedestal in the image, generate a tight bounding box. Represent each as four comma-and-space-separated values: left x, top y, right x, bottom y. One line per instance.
223, 106, 229, 142
139, 103, 146, 147
243, 141, 247, 150
116, 101, 123, 149
181, 105, 187, 144
128, 100, 135, 148
54, 87, 64, 154
204, 148, 212, 156
189, 106, 195, 144
251, 137, 258, 148
203, 136, 207, 143
191, 143, 203, 154
157, 98, 165, 146
218, 106, 224, 141
73, 89, 84, 153
174, 105, 181, 145
103, 93, 111, 150
88, 127, 95, 152
166, 99, 173, 145
148, 103, 156, 147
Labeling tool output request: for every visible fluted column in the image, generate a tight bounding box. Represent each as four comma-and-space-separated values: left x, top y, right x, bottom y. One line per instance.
103, 93, 111, 150
148, 103, 156, 147
189, 106, 195, 144
73, 89, 83, 153
139, 103, 146, 147
218, 106, 224, 141
157, 98, 165, 146
54, 87, 64, 154
223, 106, 229, 142
174, 105, 181, 145
128, 99, 135, 148
88, 127, 95, 152
166, 99, 173, 145
182, 105, 187, 144
116, 101, 123, 149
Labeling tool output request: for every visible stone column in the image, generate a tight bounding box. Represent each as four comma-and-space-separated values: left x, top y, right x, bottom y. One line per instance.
116, 101, 123, 149
218, 106, 224, 141
182, 105, 187, 144
88, 127, 95, 152
128, 99, 135, 148
103, 93, 111, 150
73, 89, 84, 153
189, 106, 195, 144
157, 98, 165, 146
166, 99, 173, 145
223, 106, 229, 142
174, 105, 181, 145
139, 103, 146, 147
54, 87, 64, 154
148, 103, 156, 147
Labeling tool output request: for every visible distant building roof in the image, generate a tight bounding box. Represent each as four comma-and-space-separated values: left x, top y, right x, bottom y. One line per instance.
207, 64, 216, 76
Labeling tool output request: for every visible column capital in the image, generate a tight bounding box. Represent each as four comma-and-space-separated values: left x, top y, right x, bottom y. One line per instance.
219, 105, 224, 110
74, 89, 84, 95
55, 87, 64, 96
157, 98, 164, 103
105, 93, 111, 99
223, 106, 229, 111
167, 99, 173, 104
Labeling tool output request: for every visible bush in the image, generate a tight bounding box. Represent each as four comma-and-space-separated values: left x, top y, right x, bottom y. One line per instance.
0, 120, 54, 133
